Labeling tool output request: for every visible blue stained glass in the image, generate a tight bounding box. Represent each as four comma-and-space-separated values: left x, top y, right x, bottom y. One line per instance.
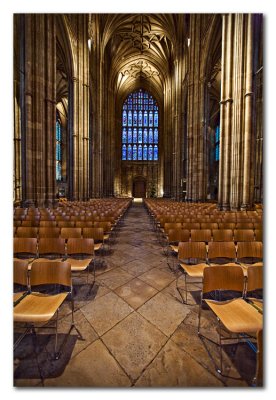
216, 126, 220, 142
133, 128, 137, 143
154, 128, 158, 143
122, 128, 127, 143
121, 89, 158, 161
149, 128, 153, 143
143, 145, 148, 160
56, 117, 62, 181
133, 111, 137, 126
128, 128, 132, 143
143, 111, 148, 126
148, 145, 153, 160
154, 145, 158, 160
122, 110, 127, 126
138, 111, 143, 126
127, 145, 132, 160
143, 129, 148, 143
149, 111, 153, 126
128, 111, 132, 126
122, 144, 127, 160
138, 145, 142, 160
154, 111, 158, 127
138, 128, 143, 143
133, 145, 137, 160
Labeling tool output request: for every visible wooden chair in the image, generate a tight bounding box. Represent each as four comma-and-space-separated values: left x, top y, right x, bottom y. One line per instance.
14, 261, 82, 360
244, 264, 263, 307
82, 227, 105, 263
200, 223, 218, 230
177, 241, 208, 304
75, 221, 94, 228
218, 222, 236, 230
14, 237, 37, 263
198, 265, 263, 374
207, 241, 236, 264
21, 220, 40, 227
38, 227, 60, 238
57, 220, 75, 228
233, 229, 255, 243
66, 238, 95, 283
37, 237, 66, 260
182, 222, 200, 230
236, 241, 263, 265
191, 229, 212, 243
236, 222, 254, 230
60, 227, 82, 239
16, 227, 38, 238
39, 220, 57, 227
212, 229, 233, 242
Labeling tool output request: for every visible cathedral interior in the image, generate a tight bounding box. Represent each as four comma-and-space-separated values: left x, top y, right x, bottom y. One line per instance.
12, 13, 264, 389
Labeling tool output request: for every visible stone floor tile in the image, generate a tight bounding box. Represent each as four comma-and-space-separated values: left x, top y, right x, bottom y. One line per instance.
138, 267, 175, 291
97, 267, 134, 290
138, 292, 190, 337
44, 339, 131, 387
134, 339, 224, 387
121, 259, 157, 277
115, 277, 158, 309
81, 291, 133, 336
102, 312, 167, 381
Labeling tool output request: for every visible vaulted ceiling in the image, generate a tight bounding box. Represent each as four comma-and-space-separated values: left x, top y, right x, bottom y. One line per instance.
100, 14, 181, 101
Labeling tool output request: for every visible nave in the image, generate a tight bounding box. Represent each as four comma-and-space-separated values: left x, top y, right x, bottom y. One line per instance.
14, 199, 260, 387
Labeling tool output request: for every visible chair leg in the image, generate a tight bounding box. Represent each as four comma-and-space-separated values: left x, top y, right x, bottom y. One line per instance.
176, 274, 185, 304
217, 319, 222, 374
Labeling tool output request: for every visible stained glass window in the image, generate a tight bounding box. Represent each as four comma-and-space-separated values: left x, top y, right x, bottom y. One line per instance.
121, 89, 159, 161
56, 114, 62, 181
215, 125, 220, 161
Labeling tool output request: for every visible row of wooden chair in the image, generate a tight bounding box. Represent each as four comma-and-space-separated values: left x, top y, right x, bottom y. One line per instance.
162, 222, 262, 231
166, 229, 262, 253
14, 226, 110, 241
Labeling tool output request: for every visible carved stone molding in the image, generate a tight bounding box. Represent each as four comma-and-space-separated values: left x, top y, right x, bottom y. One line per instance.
121, 60, 160, 80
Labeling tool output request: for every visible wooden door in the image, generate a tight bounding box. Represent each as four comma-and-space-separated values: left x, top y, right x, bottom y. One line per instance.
133, 180, 146, 198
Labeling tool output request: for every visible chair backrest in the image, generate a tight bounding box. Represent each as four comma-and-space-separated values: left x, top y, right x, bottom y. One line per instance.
202, 265, 244, 294
16, 227, 38, 238
255, 229, 263, 242
38, 237, 66, 256
234, 229, 255, 242
182, 222, 201, 230
168, 228, 190, 243
236, 222, 254, 229
191, 229, 212, 243
237, 241, 263, 260
218, 222, 236, 230
14, 259, 29, 286
38, 227, 60, 238
21, 220, 39, 227
82, 227, 104, 241
178, 241, 207, 261
75, 221, 94, 228
208, 241, 236, 261
30, 261, 71, 287
60, 227, 82, 239
164, 222, 182, 233
39, 220, 57, 227
57, 220, 75, 228
67, 238, 94, 255
93, 221, 112, 232
212, 229, 233, 242
200, 223, 218, 230
246, 264, 263, 293
14, 237, 37, 256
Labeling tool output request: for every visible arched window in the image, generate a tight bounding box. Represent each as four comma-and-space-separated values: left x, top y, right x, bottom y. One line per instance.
56, 113, 62, 181
122, 89, 159, 161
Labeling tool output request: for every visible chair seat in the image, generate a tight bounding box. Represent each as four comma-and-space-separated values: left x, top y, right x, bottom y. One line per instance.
94, 243, 103, 251
179, 262, 208, 277
104, 234, 110, 241
205, 298, 263, 334
247, 298, 263, 313
66, 257, 93, 272
170, 245, 179, 253
14, 292, 68, 323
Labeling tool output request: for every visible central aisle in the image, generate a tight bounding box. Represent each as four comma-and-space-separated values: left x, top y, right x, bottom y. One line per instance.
15, 200, 253, 387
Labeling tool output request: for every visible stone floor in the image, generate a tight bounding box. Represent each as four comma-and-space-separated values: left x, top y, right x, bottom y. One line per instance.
14, 200, 257, 387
